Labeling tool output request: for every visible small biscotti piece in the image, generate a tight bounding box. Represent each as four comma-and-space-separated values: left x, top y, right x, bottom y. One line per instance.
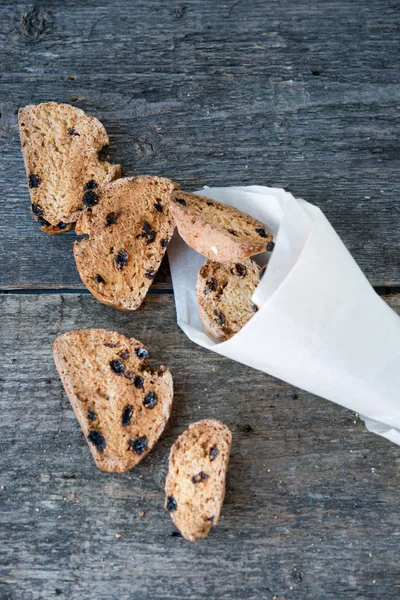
165, 419, 232, 542
53, 329, 173, 473
19, 102, 121, 233
74, 176, 179, 311
169, 191, 274, 261
196, 258, 260, 341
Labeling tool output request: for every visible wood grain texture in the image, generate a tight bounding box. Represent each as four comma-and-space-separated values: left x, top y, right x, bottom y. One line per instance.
1, 0, 400, 289
1, 293, 399, 600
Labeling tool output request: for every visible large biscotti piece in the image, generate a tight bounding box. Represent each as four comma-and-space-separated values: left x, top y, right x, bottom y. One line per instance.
196, 258, 261, 341
169, 191, 274, 262
165, 419, 232, 542
18, 102, 121, 233
74, 176, 179, 311
53, 329, 173, 473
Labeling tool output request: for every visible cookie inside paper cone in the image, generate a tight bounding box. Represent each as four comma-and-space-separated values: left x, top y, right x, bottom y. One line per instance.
169, 190, 274, 262
196, 258, 261, 340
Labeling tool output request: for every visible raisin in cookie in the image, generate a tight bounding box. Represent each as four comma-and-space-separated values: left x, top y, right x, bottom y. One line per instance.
165, 420, 232, 542
19, 102, 121, 233
196, 258, 261, 341
169, 191, 274, 261
53, 329, 173, 473
74, 176, 179, 311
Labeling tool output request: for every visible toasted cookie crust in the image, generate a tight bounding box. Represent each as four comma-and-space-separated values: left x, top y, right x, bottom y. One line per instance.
53, 329, 173, 473
196, 258, 261, 341
74, 176, 179, 311
165, 419, 232, 541
19, 102, 121, 232
169, 191, 274, 261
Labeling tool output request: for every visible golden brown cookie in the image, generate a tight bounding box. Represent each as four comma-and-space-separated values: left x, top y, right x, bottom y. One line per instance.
19, 102, 121, 232
53, 329, 173, 473
165, 419, 232, 541
74, 176, 179, 311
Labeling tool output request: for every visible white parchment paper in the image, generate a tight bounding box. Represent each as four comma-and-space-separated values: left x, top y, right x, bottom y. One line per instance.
167, 186, 400, 445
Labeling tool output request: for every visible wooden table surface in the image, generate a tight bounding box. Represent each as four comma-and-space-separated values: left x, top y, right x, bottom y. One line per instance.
1, 1, 399, 599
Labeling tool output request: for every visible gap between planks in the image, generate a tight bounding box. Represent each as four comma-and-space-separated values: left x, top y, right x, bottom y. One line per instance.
0, 288, 174, 295
1, 286, 400, 296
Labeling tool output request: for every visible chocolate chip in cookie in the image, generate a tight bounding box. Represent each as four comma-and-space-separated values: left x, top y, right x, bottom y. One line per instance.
88, 430, 106, 451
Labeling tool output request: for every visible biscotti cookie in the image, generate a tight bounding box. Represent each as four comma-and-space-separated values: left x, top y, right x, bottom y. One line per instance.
53, 329, 173, 473
19, 102, 121, 233
165, 419, 232, 542
74, 176, 179, 311
196, 258, 261, 341
169, 190, 274, 261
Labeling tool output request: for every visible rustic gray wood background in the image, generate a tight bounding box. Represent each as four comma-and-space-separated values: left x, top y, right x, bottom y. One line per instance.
0, 1, 399, 599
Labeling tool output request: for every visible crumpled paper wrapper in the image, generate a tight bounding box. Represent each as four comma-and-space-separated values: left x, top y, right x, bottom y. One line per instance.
167, 186, 400, 445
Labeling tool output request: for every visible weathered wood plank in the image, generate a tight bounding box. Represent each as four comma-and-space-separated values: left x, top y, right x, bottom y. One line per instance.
0, 0, 399, 288
1, 293, 399, 600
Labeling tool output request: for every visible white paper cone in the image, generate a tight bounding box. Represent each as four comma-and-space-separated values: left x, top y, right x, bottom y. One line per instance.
167, 186, 400, 445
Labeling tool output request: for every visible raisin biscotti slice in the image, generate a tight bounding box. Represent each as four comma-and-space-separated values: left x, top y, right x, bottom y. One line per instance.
74, 176, 179, 311
53, 329, 173, 473
196, 258, 261, 341
165, 420, 232, 542
169, 191, 274, 261
19, 102, 121, 233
